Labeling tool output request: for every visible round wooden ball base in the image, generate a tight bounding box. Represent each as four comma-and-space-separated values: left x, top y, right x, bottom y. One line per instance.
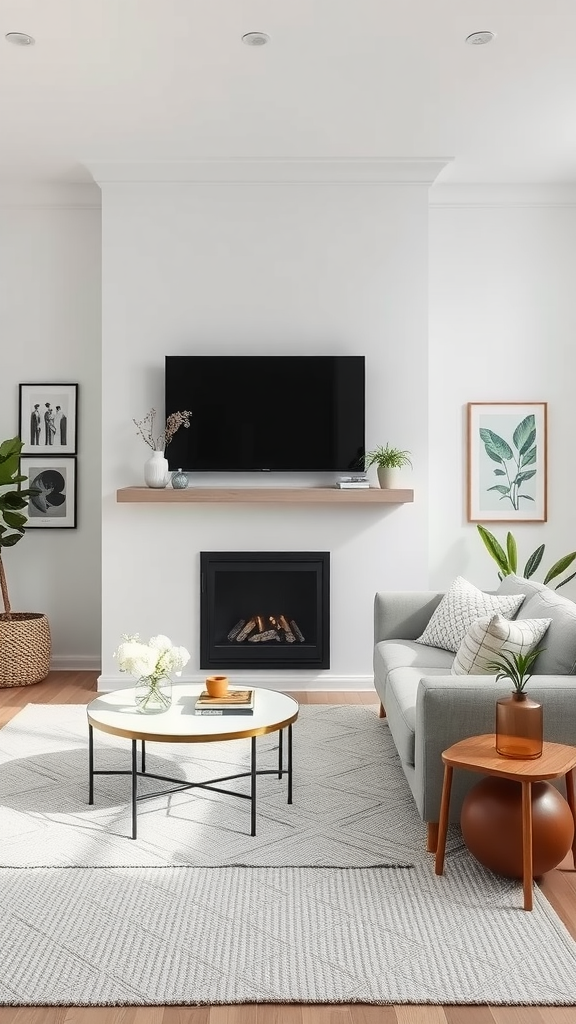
461, 776, 574, 878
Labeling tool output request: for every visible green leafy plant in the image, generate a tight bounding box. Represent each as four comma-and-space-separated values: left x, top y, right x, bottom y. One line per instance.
364, 444, 412, 470
479, 413, 537, 511
485, 648, 543, 694
477, 525, 576, 592
0, 437, 38, 620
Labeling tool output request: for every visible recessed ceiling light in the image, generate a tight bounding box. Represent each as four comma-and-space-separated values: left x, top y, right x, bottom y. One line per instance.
242, 31, 270, 47
5, 31, 35, 46
465, 30, 495, 46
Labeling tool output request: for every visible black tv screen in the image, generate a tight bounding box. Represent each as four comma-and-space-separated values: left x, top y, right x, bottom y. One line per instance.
165, 355, 365, 472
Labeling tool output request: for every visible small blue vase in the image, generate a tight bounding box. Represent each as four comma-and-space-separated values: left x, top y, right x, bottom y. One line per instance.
171, 468, 189, 489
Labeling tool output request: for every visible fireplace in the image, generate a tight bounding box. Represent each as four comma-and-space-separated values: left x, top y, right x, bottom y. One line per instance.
200, 552, 330, 670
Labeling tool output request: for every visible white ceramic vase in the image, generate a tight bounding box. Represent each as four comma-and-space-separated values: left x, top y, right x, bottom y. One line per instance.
377, 466, 403, 489
144, 449, 170, 488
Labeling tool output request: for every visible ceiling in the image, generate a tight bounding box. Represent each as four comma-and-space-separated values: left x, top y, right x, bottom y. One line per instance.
1, 0, 575, 186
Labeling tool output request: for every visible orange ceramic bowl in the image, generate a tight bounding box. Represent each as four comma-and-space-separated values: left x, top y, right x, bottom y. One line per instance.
205, 675, 229, 698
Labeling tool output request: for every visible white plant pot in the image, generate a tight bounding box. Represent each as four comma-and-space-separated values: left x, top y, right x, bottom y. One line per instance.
377, 466, 403, 489
144, 450, 170, 488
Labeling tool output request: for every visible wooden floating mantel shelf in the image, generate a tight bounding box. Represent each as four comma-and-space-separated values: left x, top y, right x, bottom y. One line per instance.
116, 487, 414, 505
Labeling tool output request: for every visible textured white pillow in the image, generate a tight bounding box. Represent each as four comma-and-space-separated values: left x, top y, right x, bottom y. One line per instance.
451, 612, 552, 676
415, 576, 525, 653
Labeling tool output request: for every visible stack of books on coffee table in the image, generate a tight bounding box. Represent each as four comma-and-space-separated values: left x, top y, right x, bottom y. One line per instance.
194, 689, 254, 716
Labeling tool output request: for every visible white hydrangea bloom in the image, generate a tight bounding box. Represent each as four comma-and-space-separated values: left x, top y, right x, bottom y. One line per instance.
149, 635, 173, 653
116, 641, 158, 678
170, 646, 191, 674
114, 635, 189, 681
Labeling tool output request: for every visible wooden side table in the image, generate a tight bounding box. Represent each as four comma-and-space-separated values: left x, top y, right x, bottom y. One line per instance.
434, 734, 576, 911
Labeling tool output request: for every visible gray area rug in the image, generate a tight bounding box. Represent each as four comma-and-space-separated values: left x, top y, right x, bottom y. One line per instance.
2, 704, 576, 1006
0, 702, 444, 868
2, 859, 576, 1005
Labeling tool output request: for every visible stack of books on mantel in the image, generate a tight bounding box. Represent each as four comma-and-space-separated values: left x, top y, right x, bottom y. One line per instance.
335, 476, 370, 489
194, 689, 254, 716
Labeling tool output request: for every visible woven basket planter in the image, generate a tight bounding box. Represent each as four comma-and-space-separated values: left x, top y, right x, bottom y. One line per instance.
0, 613, 51, 688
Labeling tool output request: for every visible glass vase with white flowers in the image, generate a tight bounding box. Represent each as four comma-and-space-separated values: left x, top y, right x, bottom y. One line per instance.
114, 634, 190, 714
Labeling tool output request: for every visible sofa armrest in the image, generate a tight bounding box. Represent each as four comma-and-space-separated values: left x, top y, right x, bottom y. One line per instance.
374, 591, 445, 644
415, 674, 576, 823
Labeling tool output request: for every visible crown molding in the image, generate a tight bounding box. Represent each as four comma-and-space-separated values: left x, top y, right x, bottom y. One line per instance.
429, 183, 576, 208
0, 182, 101, 209
85, 158, 452, 186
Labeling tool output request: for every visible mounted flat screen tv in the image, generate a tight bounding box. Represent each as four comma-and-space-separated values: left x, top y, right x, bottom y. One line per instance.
165, 355, 365, 472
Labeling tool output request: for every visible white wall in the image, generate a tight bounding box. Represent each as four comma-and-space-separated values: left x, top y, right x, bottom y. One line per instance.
0, 184, 102, 667
429, 186, 576, 596
4, 180, 573, 675
98, 174, 432, 687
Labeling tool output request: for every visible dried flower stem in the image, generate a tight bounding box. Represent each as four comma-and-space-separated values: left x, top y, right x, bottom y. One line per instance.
133, 408, 192, 451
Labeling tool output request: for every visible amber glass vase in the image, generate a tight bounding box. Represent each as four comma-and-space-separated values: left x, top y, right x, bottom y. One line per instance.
495, 691, 543, 759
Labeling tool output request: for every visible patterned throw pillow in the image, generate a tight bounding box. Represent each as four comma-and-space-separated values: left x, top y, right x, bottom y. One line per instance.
415, 576, 525, 653
451, 612, 552, 676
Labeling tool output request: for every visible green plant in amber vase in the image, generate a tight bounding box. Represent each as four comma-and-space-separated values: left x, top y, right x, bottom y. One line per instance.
485, 648, 544, 694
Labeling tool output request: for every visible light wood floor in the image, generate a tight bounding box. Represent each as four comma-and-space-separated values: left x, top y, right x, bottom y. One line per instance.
0, 672, 575, 1024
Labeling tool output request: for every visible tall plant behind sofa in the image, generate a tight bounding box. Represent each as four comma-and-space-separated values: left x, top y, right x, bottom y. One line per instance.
477, 526, 576, 592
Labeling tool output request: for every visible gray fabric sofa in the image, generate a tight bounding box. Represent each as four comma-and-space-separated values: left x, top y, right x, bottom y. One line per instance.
373, 574, 576, 852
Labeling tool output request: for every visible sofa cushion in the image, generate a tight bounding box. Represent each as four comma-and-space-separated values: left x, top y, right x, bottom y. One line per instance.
375, 639, 455, 682
415, 576, 525, 653
386, 666, 452, 767
497, 574, 576, 674
451, 612, 552, 676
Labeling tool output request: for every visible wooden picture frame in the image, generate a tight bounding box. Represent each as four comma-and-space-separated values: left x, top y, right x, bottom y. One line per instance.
467, 402, 547, 522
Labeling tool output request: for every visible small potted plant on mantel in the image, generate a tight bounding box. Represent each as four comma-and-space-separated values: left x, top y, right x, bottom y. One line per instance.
364, 444, 412, 489
0, 436, 51, 687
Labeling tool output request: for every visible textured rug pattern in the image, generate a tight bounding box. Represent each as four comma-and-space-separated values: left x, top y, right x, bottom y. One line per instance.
2, 703, 576, 1006
2, 860, 576, 1005
0, 703, 450, 868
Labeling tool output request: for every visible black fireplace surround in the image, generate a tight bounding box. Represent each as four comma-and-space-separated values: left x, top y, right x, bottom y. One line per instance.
200, 551, 330, 670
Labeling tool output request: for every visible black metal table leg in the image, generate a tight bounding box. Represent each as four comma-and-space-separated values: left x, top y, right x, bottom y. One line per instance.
141, 739, 146, 774
131, 739, 138, 840
251, 736, 257, 836
88, 724, 94, 805
287, 723, 293, 804
278, 728, 283, 779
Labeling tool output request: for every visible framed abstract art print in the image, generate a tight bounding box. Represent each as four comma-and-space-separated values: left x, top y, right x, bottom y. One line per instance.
20, 456, 77, 529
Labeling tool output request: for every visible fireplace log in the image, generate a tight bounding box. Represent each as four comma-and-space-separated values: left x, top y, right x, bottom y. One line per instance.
236, 617, 257, 642
278, 615, 296, 643
248, 629, 281, 643
290, 619, 305, 642
227, 619, 246, 641
256, 615, 265, 633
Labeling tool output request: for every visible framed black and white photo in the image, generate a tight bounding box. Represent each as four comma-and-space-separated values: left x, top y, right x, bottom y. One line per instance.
19, 383, 78, 455
20, 457, 77, 529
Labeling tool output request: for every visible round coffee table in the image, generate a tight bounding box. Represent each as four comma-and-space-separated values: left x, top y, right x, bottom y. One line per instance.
87, 683, 299, 840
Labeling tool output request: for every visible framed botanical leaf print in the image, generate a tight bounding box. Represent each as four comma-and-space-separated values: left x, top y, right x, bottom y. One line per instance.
467, 402, 547, 522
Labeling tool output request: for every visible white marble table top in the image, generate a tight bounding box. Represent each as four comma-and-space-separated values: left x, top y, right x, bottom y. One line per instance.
87, 683, 299, 743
